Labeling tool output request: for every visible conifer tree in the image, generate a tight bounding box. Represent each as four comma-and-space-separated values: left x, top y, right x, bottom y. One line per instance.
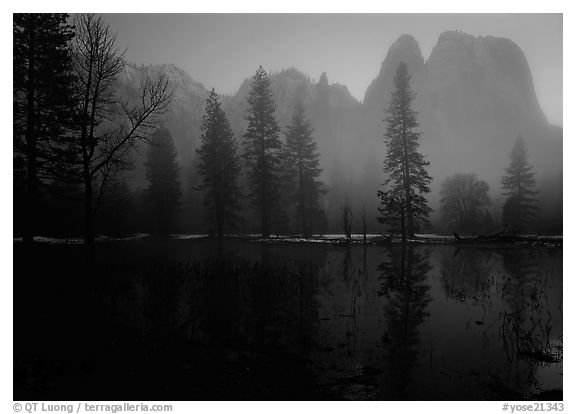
145, 128, 181, 235
284, 101, 325, 237
378, 62, 432, 241
13, 13, 77, 246
242, 66, 284, 238
377, 186, 407, 237
197, 90, 242, 237
501, 135, 538, 231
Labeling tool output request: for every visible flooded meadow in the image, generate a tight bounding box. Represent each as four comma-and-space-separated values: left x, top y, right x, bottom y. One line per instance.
14, 239, 562, 400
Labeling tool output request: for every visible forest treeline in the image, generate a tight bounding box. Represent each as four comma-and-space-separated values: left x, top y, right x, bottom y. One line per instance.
14, 13, 548, 252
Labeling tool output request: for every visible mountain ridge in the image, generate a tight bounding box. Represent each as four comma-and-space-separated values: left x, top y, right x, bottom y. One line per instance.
115, 29, 562, 233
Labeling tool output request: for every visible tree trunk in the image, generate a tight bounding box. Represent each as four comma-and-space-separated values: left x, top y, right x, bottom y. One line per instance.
403, 156, 414, 238
362, 213, 367, 245
83, 172, 95, 263
301, 206, 306, 238
303, 215, 310, 239
261, 204, 270, 238
298, 156, 304, 237
400, 209, 407, 243
216, 200, 224, 238
24, 142, 37, 247
23, 25, 36, 247
402, 245, 413, 342
401, 115, 414, 238
24, 106, 37, 247
260, 132, 270, 239
261, 160, 269, 238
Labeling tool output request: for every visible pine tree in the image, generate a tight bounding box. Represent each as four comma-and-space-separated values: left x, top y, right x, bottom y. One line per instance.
284, 101, 325, 237
145, 128, 181, 235
13, 13, 77, 246
242, 66, 284, 238
377, 186, 407, 237
501, 135, 538, 231
378, 62, 432, 241
197, 89, 242, 238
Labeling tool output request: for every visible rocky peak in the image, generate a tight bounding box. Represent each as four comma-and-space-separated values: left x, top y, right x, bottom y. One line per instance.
436, 30, 476, 45
388, 34, 422, 58
424, 31, 546, 127
363, 34, 424, 112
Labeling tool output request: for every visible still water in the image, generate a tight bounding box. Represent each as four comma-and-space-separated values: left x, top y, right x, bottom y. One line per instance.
100, 240, 561, 400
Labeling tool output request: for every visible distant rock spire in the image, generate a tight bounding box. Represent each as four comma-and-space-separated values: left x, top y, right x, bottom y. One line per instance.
363, 34, 424, 113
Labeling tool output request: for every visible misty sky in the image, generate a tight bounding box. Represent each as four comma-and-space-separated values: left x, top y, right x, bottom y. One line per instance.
104, 13, 562, 126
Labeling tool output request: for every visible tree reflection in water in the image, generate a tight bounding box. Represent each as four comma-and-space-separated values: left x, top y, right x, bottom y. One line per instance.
499, 249, 562, 392
438, 246, 562, 398
440, 247, 494, 302
377, 244, 432, 398
17, 239, 560, 400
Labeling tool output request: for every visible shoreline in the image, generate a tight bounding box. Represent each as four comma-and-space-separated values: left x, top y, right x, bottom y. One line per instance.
12, 233, 563, 249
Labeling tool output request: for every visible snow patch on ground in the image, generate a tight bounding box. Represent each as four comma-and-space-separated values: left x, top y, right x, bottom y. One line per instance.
170, 234, 209, 240
13, 233, 561, 245
13, 234, 151, 245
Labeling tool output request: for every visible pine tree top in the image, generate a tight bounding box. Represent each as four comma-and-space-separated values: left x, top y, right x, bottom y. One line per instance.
501, 135, 537, 196
145, 127, 180, 193
243, 66, 281, 151
285, 101, 322, 178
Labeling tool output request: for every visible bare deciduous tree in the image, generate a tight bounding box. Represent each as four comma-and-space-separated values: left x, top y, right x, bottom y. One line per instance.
72, 14, 172, 257
440, 173, 491, 234
361, 206, 367, 245
342, 202, 353, 243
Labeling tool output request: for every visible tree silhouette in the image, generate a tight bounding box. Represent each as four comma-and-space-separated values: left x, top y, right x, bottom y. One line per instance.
242, 66, 284, 238
197, 89, 242, 237
341, 202, 353, 242
501, 135, 538, 232
145, 128, 181, 235
13, 13, 77, 246
284, 101, 325, 237
378, 186, 406, 239
379, 62, 432, 241
72, 14, 172, 257
440, 173, 491, 234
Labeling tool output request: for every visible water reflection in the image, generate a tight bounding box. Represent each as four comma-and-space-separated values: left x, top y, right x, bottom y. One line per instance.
377, 245, 432, 398
55, 239, 561, 400
499, 250, 562, 393
439, 247, 493, 302
438, 247, 562, 399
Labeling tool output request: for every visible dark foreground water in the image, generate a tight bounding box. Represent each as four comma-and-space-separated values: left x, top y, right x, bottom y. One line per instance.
14, 239, 562, 400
